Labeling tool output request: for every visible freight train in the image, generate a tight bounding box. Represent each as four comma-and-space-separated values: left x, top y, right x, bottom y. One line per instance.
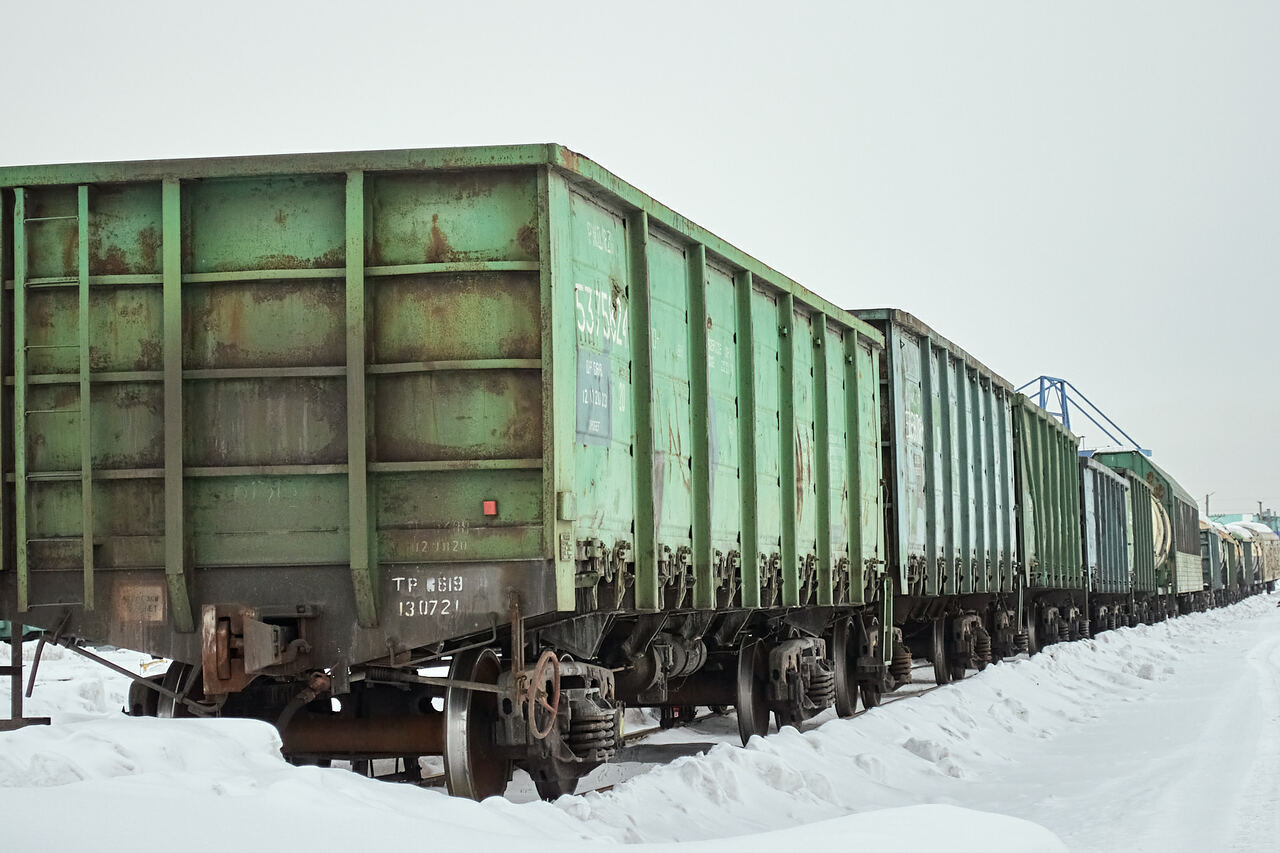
1, 145, 1274, 798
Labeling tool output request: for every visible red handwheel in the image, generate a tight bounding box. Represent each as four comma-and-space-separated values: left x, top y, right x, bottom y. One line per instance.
527, 650, 561, 740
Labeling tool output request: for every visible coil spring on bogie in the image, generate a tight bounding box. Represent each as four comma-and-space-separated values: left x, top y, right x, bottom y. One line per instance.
1078, 619, 1091, 639
564, 711, 618, 762
974, 630, 992, 664
807, 661, 836, 709
1013, 631, 1030, 653
890, 642, 913, 684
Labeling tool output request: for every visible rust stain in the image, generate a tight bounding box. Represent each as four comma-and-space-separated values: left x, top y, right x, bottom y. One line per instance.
516, 223, 539, 258
427, 214, 459, 263
137, 339, 162, 371
794, 431, 810, 522
315, 246, 345, 268
180, 217, 194, 270
95, 245, 130, 275
61, 229, 78, 277
252, 253, 306, 270
138, 226, 161, 272
274, 209, 289, 227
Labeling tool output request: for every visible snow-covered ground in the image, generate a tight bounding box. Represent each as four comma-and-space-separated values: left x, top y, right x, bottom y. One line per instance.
3, 594, 1278, 852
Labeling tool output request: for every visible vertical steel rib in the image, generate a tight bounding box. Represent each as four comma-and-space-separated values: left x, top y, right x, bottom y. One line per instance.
78, 186, 95, 609
688, 245, 713, 609
345, 170, 378, 628
844, 334, 865, 605
628, 211, 658, 611
778, 293, 797, 607
13, 190, 28, 611
812, 315, 832, 606
735, 271, 760, 608
162, 179, 194, 632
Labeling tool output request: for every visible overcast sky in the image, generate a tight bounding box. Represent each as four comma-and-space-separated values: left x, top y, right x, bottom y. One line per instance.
3, 1, 1276, 515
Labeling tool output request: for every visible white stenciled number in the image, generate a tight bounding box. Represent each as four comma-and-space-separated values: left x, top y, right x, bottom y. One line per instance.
575, 285, 588, 332
575, 283, 629, 347
398, 599, 461, 617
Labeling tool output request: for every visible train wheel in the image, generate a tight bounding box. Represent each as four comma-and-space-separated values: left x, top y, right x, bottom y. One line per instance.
443, 648, 511, 800
832, 618, 858, 718
128, 674, 163, 717
157, 663, 201, 718
931, 618, 952, 685
735, 640, 770, 745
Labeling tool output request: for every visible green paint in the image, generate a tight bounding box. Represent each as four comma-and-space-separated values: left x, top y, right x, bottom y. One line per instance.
844, 336, 867, 605
628, 211, 658, 611
1013, 396, 1084, 591
78, 185, 94, 610
705, 264, 742, 599
778, 294, 798, 607
688, 246, 714, 610
789, 306, 817, 605
646, 231, 693, 585
538, 166, 574, 611
13, 189, 28, 611
812, 315, 832, 606
162, 179, 194, 632
856, 310, 1019, 600
346, 171, 377, 628
0, 145, 888, 648
735, 271, 761, 608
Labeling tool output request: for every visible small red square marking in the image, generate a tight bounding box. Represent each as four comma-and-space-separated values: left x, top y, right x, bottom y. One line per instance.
482, 500, 498, 516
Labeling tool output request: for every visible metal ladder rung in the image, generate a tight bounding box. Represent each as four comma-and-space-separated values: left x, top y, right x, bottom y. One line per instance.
13, 186, 98, 618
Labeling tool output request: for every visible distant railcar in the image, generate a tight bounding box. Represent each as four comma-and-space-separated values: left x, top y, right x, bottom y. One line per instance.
1080, 457, 1133, 629
1092, 451, 1207, 615
1235, 522, 1280, 591
852, 310, 1025, 682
